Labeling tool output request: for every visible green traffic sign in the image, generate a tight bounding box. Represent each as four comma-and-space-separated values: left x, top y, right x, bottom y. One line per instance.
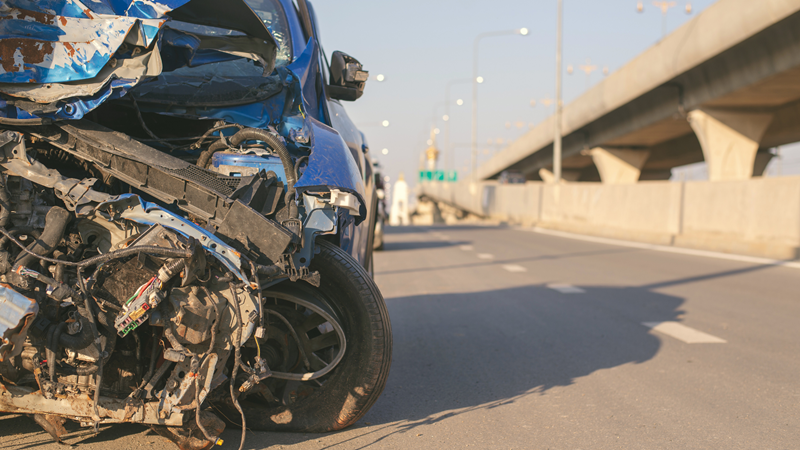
419, 170, 458, 182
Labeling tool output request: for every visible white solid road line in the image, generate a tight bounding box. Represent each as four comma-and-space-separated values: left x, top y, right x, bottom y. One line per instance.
642, 321, 727, 344
460, 245, 474, 251
502, 264, 528, 273
477, 253, 494, 260
547, 283, 585, 294
528, 227, 800, 270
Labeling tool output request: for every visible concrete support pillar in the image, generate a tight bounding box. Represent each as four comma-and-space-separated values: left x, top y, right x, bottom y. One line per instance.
589, 148, 650, 184
753, 151, 774, 177
539, 168, 580, 183
687, 108, 774, 181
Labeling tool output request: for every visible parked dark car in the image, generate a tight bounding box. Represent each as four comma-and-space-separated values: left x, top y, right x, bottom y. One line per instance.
0, 1, 391, 449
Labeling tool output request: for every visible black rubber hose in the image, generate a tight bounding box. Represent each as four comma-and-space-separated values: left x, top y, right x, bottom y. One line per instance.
191, 123, 245, 150
196, 140, 228, 169
0, 176, 10, 228
15, 207, 70, 269
229, 128, 298, 218
46, 323, 64, 381
58, 315, 93, 350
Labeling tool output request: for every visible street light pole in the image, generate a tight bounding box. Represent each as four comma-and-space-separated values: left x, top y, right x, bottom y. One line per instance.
471, 28, 528, 185
639, 2, 693, 39
554, 0, 563, 183
445, 79, 471, 172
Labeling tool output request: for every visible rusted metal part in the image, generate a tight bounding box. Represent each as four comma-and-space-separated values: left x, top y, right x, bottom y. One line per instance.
0, 383, 184, 426
32, 413, 68, 443
162, 354, 218, 413
151, 411, 225, 450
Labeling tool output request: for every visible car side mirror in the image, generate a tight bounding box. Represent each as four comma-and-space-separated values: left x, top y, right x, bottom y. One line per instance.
328, 51, 368, 101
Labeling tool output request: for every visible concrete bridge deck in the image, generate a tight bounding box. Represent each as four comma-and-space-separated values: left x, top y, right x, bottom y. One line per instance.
481, 0, 800, 183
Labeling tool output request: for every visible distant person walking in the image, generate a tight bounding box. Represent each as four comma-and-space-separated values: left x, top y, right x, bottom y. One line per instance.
389, 172, 410, 226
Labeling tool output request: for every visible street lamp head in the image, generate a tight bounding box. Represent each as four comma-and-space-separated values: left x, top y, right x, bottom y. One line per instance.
476, 76, 484, 84
685, 3, 692, 14
456, 99, 464, 106
376, 74, 385, 82
567, 65, 574, 75
434, 128, 440, 135
442, 114, 450, 122
381, 148, 389, 155
636, 1, 644, 12
381, 120, 390, 127
518, 28, 529, 36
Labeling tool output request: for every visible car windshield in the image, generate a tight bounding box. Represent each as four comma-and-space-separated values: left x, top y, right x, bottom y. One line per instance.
166, 0, 292, 73
131, 0, 292, 105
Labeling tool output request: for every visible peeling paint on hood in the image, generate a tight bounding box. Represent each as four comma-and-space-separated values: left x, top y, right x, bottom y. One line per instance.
0, 1, 187, 84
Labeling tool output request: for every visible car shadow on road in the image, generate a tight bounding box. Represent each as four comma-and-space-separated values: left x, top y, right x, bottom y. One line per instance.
0, 283, 684, 450
368, 284, 682, 424
380, 240, 469, 251
0, 413, 152, 450
258, 283, 686, 449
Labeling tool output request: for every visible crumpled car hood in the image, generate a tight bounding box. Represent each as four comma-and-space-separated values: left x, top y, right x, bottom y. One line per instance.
0, 0, 277, 117
0, 1, 186, 84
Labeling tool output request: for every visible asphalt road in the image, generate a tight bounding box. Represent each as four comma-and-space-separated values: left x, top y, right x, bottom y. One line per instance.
3, 224, 799, 449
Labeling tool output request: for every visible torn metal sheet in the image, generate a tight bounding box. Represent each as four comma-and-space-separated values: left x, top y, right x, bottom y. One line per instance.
96, 194, 250, 284
0, 6, 171, 84
0, 284, 37, 362
0, 48, 162, 103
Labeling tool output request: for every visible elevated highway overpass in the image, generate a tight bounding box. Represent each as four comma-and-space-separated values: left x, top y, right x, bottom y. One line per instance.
481, 0, 800, 183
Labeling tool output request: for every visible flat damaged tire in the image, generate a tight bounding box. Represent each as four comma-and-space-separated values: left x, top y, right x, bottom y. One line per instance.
235, 240, 392, 432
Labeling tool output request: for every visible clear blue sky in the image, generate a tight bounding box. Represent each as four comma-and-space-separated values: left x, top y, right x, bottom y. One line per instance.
311, 0, 799, 186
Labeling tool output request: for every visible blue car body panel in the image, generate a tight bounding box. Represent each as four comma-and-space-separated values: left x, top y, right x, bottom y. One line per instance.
0, 0, 375, 267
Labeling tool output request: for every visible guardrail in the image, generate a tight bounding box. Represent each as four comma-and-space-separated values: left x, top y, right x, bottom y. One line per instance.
419, 177, 800, 260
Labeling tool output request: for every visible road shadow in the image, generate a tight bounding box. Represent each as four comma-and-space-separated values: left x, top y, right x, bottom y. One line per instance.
381, 240, 468, 251
0, 414, 152, 450
0, 283, 685, 449
367, 283, 682, 425
375, 247, 635, 276
385, 224, 504, 235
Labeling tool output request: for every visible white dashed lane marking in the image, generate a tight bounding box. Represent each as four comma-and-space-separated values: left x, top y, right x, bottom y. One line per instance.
460, 245, 474, 251
502, 264, 528, 273
547, 283, 586, 294
477, 253, 494, 260
642, 321, 727, 344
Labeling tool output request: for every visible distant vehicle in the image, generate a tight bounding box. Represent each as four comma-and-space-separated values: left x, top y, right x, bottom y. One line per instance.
498, 170, 527, 184
372, 163, 388, 251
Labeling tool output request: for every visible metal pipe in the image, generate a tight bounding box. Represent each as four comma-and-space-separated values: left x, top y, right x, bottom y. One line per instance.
471, 30, 527, 185
554, 0, 563, 183
445, 79, 471, 173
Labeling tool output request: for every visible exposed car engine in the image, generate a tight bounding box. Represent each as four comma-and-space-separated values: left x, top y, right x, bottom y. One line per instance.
0, 126, 347, 450
0, 1, 392, 449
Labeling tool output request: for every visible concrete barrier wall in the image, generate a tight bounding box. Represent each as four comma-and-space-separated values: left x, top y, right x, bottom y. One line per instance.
420, 176, 800, 260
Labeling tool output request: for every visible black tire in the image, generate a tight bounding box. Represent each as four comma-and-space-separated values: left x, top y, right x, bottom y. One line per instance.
231, 240, 392, 432
373, 218, 385, 251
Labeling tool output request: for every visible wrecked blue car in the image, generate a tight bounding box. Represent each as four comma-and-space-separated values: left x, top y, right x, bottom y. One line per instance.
0, 1, 392, 449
